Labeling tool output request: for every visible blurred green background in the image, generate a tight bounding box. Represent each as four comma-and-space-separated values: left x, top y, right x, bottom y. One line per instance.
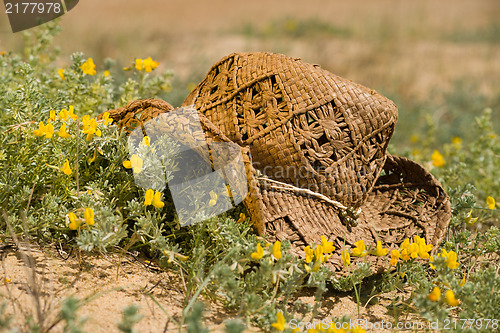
1, 0, 499, 147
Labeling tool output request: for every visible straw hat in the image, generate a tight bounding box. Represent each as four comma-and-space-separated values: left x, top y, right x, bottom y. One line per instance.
102, 52, 451, 273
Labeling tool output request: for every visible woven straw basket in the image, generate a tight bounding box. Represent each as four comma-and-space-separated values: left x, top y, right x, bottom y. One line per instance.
101, 52, 451, 274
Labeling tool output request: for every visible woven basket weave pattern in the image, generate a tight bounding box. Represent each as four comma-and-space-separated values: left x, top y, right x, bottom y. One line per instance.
184, 52, 398, 208
100, 52, 451, 274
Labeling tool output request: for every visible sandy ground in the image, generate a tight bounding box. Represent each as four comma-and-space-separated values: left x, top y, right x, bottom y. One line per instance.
0, 243, 420, 332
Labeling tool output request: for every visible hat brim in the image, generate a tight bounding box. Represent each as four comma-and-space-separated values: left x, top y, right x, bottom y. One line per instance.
254, 154, 451, 274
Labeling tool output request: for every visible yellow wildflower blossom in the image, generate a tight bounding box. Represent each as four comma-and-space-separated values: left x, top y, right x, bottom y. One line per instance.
101, 111, 113, 125
143, 136, 151, 146
251, 243, 264, 260
486, 196, 495, 210
84, 208, 95, 226
143, 57, 160, 72
68, 212, 80, 230
451, 136, 462, 145
59, 105, 78, 121
428, 287, 441, 302
314, 244, 324, 263
390, 249, 400, 266
125, 154, 143, 173
153, 191, 164, 208
57, 123, 71, 138
104, 70, 110, 77
445, 290, 460, 306
49, 109, 56, 121
33, 122, 54, 138
144, 189, 154, 206
341, 249, 350, 267
351, 240, 367, 257
135, 58, 143, 71
304, 245, 314, 263
444, 250, 459, 269
271, 311, 285, 331
61, 159, 72, 175
209, 190, 218, 206
58, 68, 65, 80
320, 235, 335, 254
414, 235, 432, 259
236, 213, 246, 223
460, 276, 466, 287
431, 150, 445, 167
373, 241, 389, 257
463, 209, 478, 225
81, 57, 96, 76
272, 241, 282, 260
81, 116, 102, 141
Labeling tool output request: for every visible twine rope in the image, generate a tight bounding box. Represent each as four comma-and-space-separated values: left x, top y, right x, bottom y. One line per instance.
257, 176, 362, 215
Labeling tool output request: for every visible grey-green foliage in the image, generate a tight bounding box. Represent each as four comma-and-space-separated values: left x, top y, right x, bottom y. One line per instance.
117, 305, 143, 333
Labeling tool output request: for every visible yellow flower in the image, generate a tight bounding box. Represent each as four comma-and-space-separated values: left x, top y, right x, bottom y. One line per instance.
129, 154, 143, 173
400, 238, 411, 261
104, 70, 110, 77
272, 241, 282, 260
33, 121, 46, 137
390, 249, 400, 266
135, 58, 144, 71
68, 212, 80, 230
451, 136, 462, 146
251, 243, 264, 260
84, 207, 95, 226
351, 240, 367, 257
59, 105, 78, 121
81, 116, 102, 141
486, 196, 495, 210
123, 160, 132, 169
431, 150, 445, 167
341, 249, 350, 267
428, 287, 441, 302
143, 136, 151, 146
49, 110, 56, 121
143, 57, 160, 72
373, 241, 389, 257
153, 191, 164, 208
101, 111, 113, 125
304, 245, 314, 263
144, 189, 154, 206
271, 312, 285, 331
61, 159, 72, 175
58, 68, 65, 80
314, 244, 324, 263
429, 255, 436, 269
68, 105, 78, 120
463, 209, 478, 225
236, 213, 246, 223
409, 242, 419, 259
4, 278, 11, 283
209, 190, 218, 206
460, 276, 466, 287
81, 57, 97, 75
444, 250, 459, 269
33, 122, 54, 138
320, 235, 335, 254
445, 290, 460, 306
410, 134, 419, 143
57, 123, 71, 138
414, 235, 432, 259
